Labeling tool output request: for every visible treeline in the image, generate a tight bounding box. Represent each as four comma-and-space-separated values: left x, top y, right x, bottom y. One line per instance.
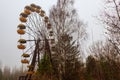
0, 66, 25, 80
0, 41, 120, 80
35, 40, 120, 80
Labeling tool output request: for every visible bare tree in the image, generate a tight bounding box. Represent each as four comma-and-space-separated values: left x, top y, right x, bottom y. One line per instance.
48, 0, 87, 80
49, 0, 87, 41
100, 0, 120, 54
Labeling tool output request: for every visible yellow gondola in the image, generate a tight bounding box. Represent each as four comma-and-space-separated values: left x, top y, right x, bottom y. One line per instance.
36, 9, 40, 13
24, 9, 31, 15
21, 59, 29, 64
17, 29, 25, 35
44, 16, 48, 20
17, 44, 26, 49
22, 53, 30, 57
30, 7, 35, 12
30, 4, 36, 12
44, 16, 49, 23
18, 39, 26, 44
36, 5, 41, 9
39, 10, 45, 17
24, 6, 31, 11
19, 17, 27, 22
18, 24, 26, 29
20, 12, 28, 18
30, 4, 36, 8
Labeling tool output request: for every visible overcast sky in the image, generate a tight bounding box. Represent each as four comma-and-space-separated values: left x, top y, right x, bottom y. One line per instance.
0, 0, 104, 69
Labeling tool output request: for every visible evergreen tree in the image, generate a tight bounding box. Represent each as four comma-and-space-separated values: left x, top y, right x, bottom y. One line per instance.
37, 52, 54, 80
52, 33, 82, 80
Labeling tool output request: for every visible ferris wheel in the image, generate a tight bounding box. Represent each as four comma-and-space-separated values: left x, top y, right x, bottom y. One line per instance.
17, 3, 55, 80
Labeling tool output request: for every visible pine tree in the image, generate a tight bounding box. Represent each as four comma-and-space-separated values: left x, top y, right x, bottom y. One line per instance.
52, 33, 82, 80
37, 52, 54, 80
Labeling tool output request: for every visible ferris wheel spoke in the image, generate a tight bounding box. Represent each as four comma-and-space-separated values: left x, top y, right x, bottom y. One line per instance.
26, 25, 41, 37
28, 14, 38, 28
